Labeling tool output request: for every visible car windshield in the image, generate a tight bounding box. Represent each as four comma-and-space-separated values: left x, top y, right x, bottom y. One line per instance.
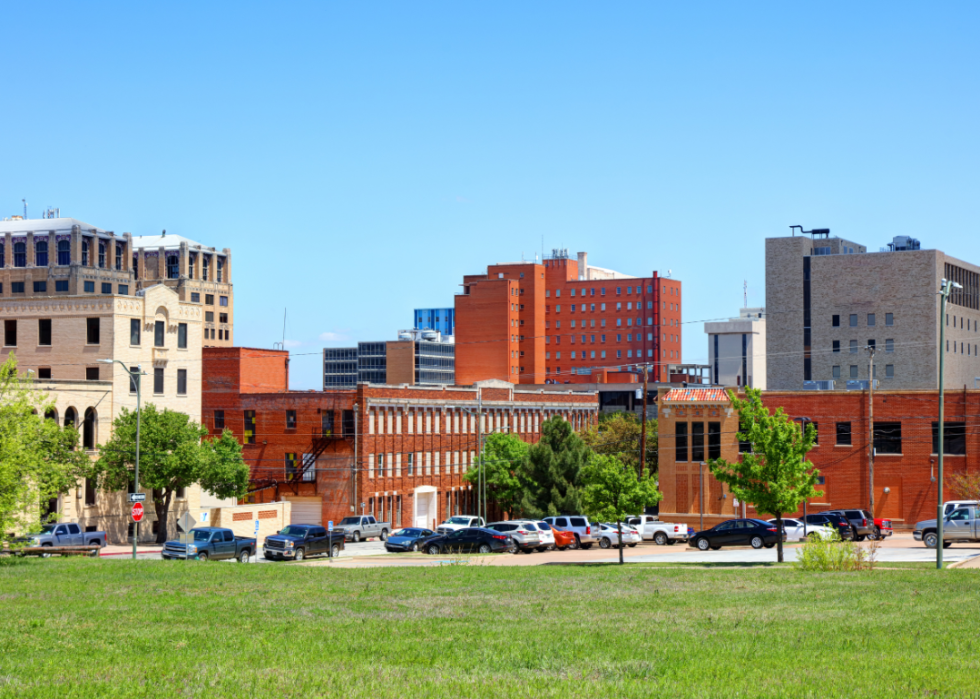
192, 530, 212, 541
393, 529, 424, 537
38, 524, 58, 534
445, 517, 471, 525
278, 526, 309, 537
537, 522, 550, 530
338, 517, 361, 526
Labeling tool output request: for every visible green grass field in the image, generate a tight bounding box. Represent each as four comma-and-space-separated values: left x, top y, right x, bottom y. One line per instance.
0, 558, 976, 698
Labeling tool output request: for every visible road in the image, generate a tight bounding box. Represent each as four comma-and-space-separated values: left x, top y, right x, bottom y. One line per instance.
98, 538, 392, 562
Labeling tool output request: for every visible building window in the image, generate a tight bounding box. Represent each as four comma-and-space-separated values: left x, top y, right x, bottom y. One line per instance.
86, 366, 100, 381
867, 313, 875, 326
84, 281, 95, 293
219, 313, 228, 324
0, 242, 4, 267
707, 422, 721, 459
115, 243, 123, 270
849, 340, 858, 354
217, 257, 224, 282
202, 256, 211, 281
33, 281, 47, 293
38, 319, 52, 346
130, 318, 141, 346
873, 422, 902, 454
220, 296, 228, 307
57, 239, 70, 265
188, 253, 196, 278
86, 318, 100, 345
11, 281, 23, 293
691, 422, 705, 462
118, 285, 129, 295
82, 239, 89, 266
177, 369, 187, 396
214, 410, 225, 430
849, 365, 858, 379
206, 294, 214, 305
167, 254, 179, 279
191, 292, 200, 303
129, 367, 139, 394
932, 422, 966, 455
885, 313, 894, 326
205, 311, 214, 322
286, 410, 297, 429
885, 364, 894, 378
35, 240, 48, 267
13, 242, 26, 267
849, 314, 857, 327
675, 422, 688, 462
153, 367, 164, 394
885, 339, 894, 353
101, 282, 112, 294
832, 365, 841, 379
244, 411, 256, 444
55, 280, 68, 292
836, 422, 851, 446
832, 340, 840, 353
867, 339, 875, 351
178, 323, 187, 349
154, 321, 165, 347
98, 241, 106, 268
37, 368, 51, 379
4, 320, 16, 347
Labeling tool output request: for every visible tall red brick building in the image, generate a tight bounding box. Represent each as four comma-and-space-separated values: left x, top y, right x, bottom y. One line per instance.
455, 250, 682, 386
203, 348, 599, 530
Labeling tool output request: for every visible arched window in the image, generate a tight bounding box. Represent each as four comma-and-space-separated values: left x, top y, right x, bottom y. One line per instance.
133, 253, 139, 277
44, 408, 58, 422
14, 242, 26, 267
35, 240, 48, 267
167, 254, 179, 279
57, 239, 70, 265
98, 241, 106, 268
217, 257, 224, 282
82, 240, 90, 266
64, 407, 77, 428
115, 243, 123, 270
83, 408, 97, 450
202, 255, 211, 281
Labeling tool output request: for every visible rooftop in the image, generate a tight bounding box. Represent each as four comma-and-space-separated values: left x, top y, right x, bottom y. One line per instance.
130, 233, 223, 252
662, 388, 731, 403
0, 217, 108, 235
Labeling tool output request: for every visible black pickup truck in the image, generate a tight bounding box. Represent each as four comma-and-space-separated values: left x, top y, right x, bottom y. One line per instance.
263, 524, 345, 561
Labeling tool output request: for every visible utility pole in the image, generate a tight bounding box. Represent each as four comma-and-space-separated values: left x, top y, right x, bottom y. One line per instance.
937, 279, 960, 568
352, 402, 358, 513
866, 345, 876, 518
477, 389, 484, 522
639, 364, 649, 478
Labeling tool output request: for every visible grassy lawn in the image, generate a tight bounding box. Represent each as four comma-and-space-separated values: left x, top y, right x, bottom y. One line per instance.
0, 559, 976, 698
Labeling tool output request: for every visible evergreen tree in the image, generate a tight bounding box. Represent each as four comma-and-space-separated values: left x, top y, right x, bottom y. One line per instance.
524, 416, 592, 517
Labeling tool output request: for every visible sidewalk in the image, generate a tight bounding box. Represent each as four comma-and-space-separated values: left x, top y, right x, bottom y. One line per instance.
99, 544, 163, 557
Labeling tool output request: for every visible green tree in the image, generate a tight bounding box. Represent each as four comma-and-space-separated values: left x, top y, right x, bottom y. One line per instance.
580, 453, 662, 564
582, 412, 658, 476
92, 404, 249, 543
708, 388, 821, 562
464, 432, 534, 519
523, 416, 592, 518
0, 357, 88, 544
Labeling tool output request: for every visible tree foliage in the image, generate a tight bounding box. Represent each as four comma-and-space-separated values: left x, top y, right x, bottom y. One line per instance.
950, 471, 980, 503
0, 357, 89, 544
580, 453, 662, 563
708, 387, 820, 562
581, 411, 658, 476
522, 417, 592, 518
464, 432, 533, 518
92, 404, 249, 543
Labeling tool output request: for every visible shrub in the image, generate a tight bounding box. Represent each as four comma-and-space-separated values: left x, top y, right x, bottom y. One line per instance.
793, 530, 875, 572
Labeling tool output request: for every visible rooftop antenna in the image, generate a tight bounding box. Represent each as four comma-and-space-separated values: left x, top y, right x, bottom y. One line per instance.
22, 199, 27, 219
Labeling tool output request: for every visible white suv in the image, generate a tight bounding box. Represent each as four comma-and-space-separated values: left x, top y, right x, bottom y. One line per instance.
485, 521, 541, 553
512, 520, 555, 552
542, 515, 597, 549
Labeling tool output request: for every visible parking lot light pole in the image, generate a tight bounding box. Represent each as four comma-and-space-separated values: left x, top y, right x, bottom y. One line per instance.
98, 359, 144, 560
937, 279, 960, 569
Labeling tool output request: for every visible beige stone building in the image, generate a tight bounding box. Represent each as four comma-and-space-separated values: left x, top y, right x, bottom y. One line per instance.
130, 232, 234, 348
0, 283, 231, 543
766, 232, 980, 390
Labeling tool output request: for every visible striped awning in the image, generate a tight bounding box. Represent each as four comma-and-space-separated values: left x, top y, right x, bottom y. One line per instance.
662, 388, 730, 403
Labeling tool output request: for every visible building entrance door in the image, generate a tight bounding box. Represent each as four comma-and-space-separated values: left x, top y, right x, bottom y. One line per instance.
414, 486, 437, 529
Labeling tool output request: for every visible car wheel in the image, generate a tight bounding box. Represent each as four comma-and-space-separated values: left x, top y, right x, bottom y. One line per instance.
293, 548, 305, 561
536, 547, 548, 552
39, 544, 53, 559
331, 544, 341, 557
410, 542, 419, 552
696, 538, 710, 551
855, 535, 866, 542
197, 551, 209, 561
380, 529, 388, 541
750, 536, 764, 549
427, 545, 440, 555
628, 543, 637, 548
654, 532, 668, 546
711, 546, 721, 551
599, 537, 611, 549
943, 541, 952, 549
571, 535, 581, 550
764, 543, 774, 549
479, 544, 492, 554
581, 543, 593, 550
923, 531, 939, 548
352, 531, 361, 543
868, 527, 880, 541
88, 539, 103, 549
239, 549, 250, 563
666, 539, 677, 546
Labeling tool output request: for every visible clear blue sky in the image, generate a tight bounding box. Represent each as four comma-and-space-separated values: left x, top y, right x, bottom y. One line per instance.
4, 3, 979, 389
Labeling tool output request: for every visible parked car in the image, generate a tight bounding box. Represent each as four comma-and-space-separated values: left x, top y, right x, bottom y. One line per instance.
541, 515, 597, 549
547, 525, 576, 551
870, 517, 894, 540
384, 528, 434, 552
802, 513, 854, 540
334, 515, 390, 543
511, 521, 555, 551
162, 527, 256, 562
941, 500, 979, 517
19, 523, 107, 554
767, 518, 836, 542
263, 524, 344, 561
436, 516, 486, 534
825, 509, 876, 541
914, 504, 980, 548
485, 521, 541, 553
419, 527, 514, 554
624, 514, 689, 545
597, 523, 641, 548
689, 519, 784, 551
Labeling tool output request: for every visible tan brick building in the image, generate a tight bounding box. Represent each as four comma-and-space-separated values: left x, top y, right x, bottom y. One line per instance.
130, 232, 234, 348
766, 232, 980, 390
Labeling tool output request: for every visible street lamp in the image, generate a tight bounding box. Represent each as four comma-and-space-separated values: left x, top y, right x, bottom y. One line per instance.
98, 359, 146, 560
937, 278, 962, 569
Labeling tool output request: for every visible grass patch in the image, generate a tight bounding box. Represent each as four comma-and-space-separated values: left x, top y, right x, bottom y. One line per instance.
0, 559, 977, 698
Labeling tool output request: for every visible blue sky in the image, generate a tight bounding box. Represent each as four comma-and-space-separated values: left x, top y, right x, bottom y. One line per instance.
3, 3, 979, 389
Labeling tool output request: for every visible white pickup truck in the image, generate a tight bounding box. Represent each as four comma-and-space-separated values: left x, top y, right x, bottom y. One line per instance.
436, 515, 486, 535
624, 514, 689, 545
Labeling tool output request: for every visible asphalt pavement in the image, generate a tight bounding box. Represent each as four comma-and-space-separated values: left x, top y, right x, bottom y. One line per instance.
98, 538, 392, 562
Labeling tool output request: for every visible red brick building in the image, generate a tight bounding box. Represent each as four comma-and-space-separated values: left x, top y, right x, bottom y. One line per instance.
658, 387, 980, 530
455, 250, 682, 386
203, 348, 599, 529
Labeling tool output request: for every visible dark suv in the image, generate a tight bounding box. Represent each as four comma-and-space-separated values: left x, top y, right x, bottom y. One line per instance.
803, 513, 854, 540
825, 509, 875, 541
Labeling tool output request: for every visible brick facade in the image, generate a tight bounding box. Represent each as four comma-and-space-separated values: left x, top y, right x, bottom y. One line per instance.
204, 350, 600, 530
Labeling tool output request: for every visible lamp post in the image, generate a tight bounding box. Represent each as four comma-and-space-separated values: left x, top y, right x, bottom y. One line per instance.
98, 359, 145, 561
937, 278, 961, 569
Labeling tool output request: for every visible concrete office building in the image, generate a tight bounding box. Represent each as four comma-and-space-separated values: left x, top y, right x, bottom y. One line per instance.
414, 307, 455, 336
705, 308, 766, 389
766, 231, 980, 390
323, 331, 455, 389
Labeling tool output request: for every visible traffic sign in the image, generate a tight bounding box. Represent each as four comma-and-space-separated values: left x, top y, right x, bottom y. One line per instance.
328, 521, 334, 531
177, 511, 197, 533
128, 493, 146, 503
131, 502, 145, 523
254, 520, 260, 534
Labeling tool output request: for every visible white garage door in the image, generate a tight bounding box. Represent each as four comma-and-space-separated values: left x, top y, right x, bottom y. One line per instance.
286, 497, 322, 525
415, 493, 431, 529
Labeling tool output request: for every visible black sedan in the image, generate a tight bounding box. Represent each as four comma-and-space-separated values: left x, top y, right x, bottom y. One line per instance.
384, 528, 435, 553
688, 519, 785, 551
419, 527, 515, 555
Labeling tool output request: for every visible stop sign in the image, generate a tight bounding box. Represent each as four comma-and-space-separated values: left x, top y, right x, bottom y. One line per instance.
131, 502, 145, 522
